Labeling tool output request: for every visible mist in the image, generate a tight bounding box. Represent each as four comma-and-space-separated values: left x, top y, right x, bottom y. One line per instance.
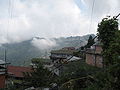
31, 38, 57, 50
0, 0, 119, 45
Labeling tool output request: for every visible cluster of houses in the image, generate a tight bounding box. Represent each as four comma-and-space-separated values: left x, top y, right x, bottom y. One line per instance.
50, 47, 81, 75
0, 40, 103, 89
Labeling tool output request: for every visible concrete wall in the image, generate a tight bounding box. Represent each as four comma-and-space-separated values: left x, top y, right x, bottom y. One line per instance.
86, 54, 95, 66
0, 74, 5, 88
86, 45, 103, 68
96, 55, 103, 68
95, 46, 102, 54
86, 54, 103, 68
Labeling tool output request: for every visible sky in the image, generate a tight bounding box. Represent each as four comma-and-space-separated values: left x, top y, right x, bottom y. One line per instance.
0, 0, 120, 44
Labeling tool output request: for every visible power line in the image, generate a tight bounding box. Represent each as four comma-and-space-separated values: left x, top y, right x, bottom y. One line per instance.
114, 13, 120, 19
89, 0, 95, 33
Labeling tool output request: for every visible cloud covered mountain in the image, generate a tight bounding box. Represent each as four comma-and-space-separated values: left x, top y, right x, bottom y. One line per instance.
0, 34, 95, 66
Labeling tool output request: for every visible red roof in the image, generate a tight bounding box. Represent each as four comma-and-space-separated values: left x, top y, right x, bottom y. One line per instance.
8, 66, 32, 78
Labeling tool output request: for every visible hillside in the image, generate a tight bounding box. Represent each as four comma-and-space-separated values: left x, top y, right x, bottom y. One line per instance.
0, 34, 95, 66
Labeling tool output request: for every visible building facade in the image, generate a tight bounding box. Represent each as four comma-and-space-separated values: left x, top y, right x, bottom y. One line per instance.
8, 66, 32, 79
50, 47, 77, 75
86, 42, 103, 68
0, 74, 5, 88
0, 60, 9, 88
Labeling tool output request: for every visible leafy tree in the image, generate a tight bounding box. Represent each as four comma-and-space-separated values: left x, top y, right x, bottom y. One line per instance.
31, 58, 50, 64
57, 61, 100, 90
85, 35, 95, 48
98, 16, 119, 66
104, 30, 120, 65
24, 61, 56, 88
97, 17, 118, 50
101, 31, 120, 90
92, 16, 120, 90
73, 35, 95, 58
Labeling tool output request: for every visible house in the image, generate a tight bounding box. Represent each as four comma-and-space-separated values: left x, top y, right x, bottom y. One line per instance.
50, 47, 79, 75
8, 66, 32, 80
50, 47, 76, 61
85, 42, 103, 68
62, 47, 75, 50
7, 66, 32, 88
0, 60, 9, 88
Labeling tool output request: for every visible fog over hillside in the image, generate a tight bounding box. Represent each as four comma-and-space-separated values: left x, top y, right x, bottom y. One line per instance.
0, 34, 95, 66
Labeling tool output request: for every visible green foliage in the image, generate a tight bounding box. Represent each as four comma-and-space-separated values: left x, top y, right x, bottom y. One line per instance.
92, 15, 120, 90
31, 58, 51, 64
97, 16, 119, 66
24, 62, 55, 88
57, 61, 101, 90
97, 17, 118, 50
85, 35, 95, 48
86, 63, 120, 90
104, 30, 120, 65
104, 63, 120, 90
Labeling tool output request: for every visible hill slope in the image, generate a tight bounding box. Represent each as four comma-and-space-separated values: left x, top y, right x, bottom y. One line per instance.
0, 34, 95, 66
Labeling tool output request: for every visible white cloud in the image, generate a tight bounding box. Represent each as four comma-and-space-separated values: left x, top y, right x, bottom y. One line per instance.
31, 38, 57, 50
0, 0, 119, 45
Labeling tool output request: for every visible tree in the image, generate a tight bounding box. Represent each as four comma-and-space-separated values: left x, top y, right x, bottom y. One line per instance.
97, 16, 119, 66
24, 61, 56, 88
104, 30, 120, 65
94, 16, 120, 89
73, 35, 95, 59
101, 31, 120, 89
85, 35, 95, 49
97, 17, 118, 50
57, 61, 100, 90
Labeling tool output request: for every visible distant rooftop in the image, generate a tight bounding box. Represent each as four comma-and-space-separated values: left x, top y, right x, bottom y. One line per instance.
51, 47, 76, 54
51, 49, 76, 55
8, 66, 32, 78
62, 47, 75, 50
